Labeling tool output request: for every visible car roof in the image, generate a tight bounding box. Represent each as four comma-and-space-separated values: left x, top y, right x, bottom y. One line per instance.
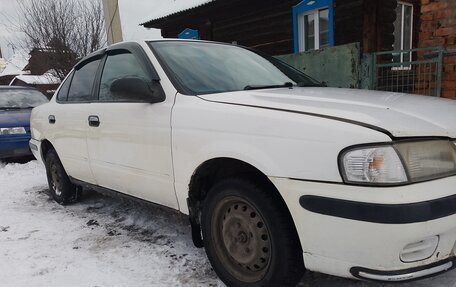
74, 39, 238, 69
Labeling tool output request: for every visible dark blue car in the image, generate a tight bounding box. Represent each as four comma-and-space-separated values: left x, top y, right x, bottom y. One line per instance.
0, 86, 48, 160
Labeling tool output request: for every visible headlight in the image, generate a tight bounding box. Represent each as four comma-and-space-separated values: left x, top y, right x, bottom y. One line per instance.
340, 139, 456, 185
0, 127, 27, 135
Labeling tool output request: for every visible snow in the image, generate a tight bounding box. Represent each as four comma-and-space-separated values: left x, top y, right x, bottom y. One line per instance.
140, 0, 215, 24
12, 73, 60, 85
0, 160, 455, 287
0, 50, 30, 77
0, 161, 222, 287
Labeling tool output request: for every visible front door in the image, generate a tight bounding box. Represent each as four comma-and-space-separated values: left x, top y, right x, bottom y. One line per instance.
86, 46, 177, 209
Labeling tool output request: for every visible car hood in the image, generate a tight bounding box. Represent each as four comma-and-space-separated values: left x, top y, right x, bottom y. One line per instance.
0, 109, 32, 128
198, 87, 456, 138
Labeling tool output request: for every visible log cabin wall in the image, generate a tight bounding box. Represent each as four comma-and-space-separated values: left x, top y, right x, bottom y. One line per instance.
332, 0, 398, 53
156, 0, 301, 55
334, 0, 364, 47
145, 0, 399, 56
210, 0, 300, 55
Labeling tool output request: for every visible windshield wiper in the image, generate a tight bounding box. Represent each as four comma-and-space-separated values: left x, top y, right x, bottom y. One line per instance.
296, 82, 325, 87
244, 82, 293, 90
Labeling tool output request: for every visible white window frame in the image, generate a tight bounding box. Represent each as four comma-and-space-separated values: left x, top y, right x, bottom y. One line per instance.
393, 1, 414, 69
297, 8, 328, 52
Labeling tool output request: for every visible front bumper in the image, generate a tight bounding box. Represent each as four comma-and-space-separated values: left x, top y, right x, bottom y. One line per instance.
271, 176, 456, 282
351, 258, 454, 282
0, 134, 32, 159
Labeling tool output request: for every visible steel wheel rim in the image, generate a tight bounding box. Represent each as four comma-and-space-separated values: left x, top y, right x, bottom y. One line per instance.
211, 195, 272, 283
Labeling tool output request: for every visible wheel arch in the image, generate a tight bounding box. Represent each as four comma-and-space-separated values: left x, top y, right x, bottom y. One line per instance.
187, 157, 302, 254
188, 157, 273, 202
40, 139, 56, 161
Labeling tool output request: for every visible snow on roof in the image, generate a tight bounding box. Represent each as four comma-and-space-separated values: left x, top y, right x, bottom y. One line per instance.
0, 65, 29, 78
140, 0, 215, 24
12, 73, 60, 85
0, 50, 30, 77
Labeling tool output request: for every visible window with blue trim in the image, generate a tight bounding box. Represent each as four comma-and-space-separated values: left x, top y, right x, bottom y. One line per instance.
292, 0, 334, 53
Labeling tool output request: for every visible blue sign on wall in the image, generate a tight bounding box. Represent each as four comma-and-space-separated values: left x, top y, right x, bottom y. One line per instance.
178, 28, 200, 40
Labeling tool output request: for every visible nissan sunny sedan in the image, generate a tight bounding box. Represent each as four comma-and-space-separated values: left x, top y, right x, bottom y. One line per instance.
29, 40, 456, 287
0, 86, 48, 160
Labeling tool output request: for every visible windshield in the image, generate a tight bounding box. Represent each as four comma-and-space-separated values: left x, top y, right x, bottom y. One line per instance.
0, 89, 49, 109
149, 41, 321, 95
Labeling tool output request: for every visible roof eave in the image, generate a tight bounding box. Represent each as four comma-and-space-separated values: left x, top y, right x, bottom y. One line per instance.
140, 0, 216, 28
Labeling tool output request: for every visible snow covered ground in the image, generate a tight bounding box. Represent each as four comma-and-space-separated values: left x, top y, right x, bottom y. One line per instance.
0, 160, 454, 287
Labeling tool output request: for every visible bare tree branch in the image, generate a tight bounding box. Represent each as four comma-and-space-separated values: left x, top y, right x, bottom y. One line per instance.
1, 0, 106, 80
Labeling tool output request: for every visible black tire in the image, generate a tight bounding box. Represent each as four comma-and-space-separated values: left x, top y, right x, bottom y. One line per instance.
44, 149, 79, 205
201, 178, 304, 287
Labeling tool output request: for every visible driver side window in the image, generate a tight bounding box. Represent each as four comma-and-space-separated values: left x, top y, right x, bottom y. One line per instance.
99, 51, 150, 102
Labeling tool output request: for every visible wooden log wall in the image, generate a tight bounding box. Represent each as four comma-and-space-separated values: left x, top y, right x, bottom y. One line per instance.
146, 0, 399, 55
156, 0, 300, 55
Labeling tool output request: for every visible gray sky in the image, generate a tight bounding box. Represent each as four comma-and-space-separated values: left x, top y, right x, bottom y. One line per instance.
118, 0, 162, 41
0, 0, 163, 60
0, 0, 21, 59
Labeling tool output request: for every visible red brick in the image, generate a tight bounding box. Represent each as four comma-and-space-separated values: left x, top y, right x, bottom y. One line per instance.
420, 13, 433, 21
442, 90, 456, 99
435, 27, 456, 37
443, 73, 456, 81
421, 2, 448, 13
442, 81, 456, 89
421, 4, 432, 13
421, 0, 431, 4
444, 56, 456, 64
420, 38, 445, 47
419, 32, 433, 41
443, 65, 455, 72
434, 10, 449, 19
421, 20, 439, 32
431, 2, 448, 10
446, 37, 456, 45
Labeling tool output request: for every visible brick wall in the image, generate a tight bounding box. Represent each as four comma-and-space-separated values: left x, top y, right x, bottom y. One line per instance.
419, 0, 456, 99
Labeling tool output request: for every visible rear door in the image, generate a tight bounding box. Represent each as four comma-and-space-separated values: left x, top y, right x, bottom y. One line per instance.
86, 43, 177, 208
51, 56, 103, 184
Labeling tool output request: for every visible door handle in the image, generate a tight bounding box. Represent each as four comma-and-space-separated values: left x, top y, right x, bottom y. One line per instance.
48, 115, 56, 124
88, 115, 100, 127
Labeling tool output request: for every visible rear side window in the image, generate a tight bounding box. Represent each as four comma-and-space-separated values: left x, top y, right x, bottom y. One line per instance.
67, 59, 101, 102
56, 71, 73, 102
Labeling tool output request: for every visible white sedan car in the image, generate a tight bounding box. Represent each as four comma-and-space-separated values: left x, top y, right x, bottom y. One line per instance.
30, 40, 456, 287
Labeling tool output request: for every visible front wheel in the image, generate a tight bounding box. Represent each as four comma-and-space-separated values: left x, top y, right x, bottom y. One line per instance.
44, 149, 80, 204
202, 178, 304, 287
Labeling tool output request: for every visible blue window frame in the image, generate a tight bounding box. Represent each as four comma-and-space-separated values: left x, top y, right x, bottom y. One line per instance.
292, 0, 334, 53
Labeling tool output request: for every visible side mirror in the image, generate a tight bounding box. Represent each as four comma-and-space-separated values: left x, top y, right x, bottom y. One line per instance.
110, 77, 165, 103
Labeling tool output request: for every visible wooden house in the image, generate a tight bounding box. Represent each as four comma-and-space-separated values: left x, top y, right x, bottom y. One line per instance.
141, 0, 418, 55
141, 0, 455, 99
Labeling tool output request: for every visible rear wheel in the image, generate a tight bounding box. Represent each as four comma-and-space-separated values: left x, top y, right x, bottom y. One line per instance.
45, 149, 80, 204
202, 178, 304, 287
